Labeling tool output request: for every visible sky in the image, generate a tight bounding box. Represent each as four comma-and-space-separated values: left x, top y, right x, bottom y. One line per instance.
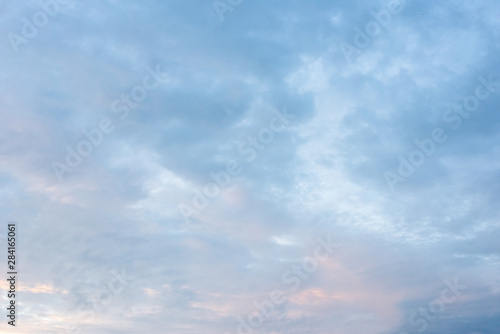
0, 0, 500, 333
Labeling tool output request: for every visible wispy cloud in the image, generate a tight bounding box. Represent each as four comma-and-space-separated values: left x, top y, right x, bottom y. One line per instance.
0, 0, 499, 333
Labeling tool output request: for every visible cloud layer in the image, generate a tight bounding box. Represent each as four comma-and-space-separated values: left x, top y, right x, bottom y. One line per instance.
0, 0, 499, 333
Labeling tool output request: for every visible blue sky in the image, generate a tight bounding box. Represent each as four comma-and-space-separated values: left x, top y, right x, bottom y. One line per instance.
1, 0, 500, 333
